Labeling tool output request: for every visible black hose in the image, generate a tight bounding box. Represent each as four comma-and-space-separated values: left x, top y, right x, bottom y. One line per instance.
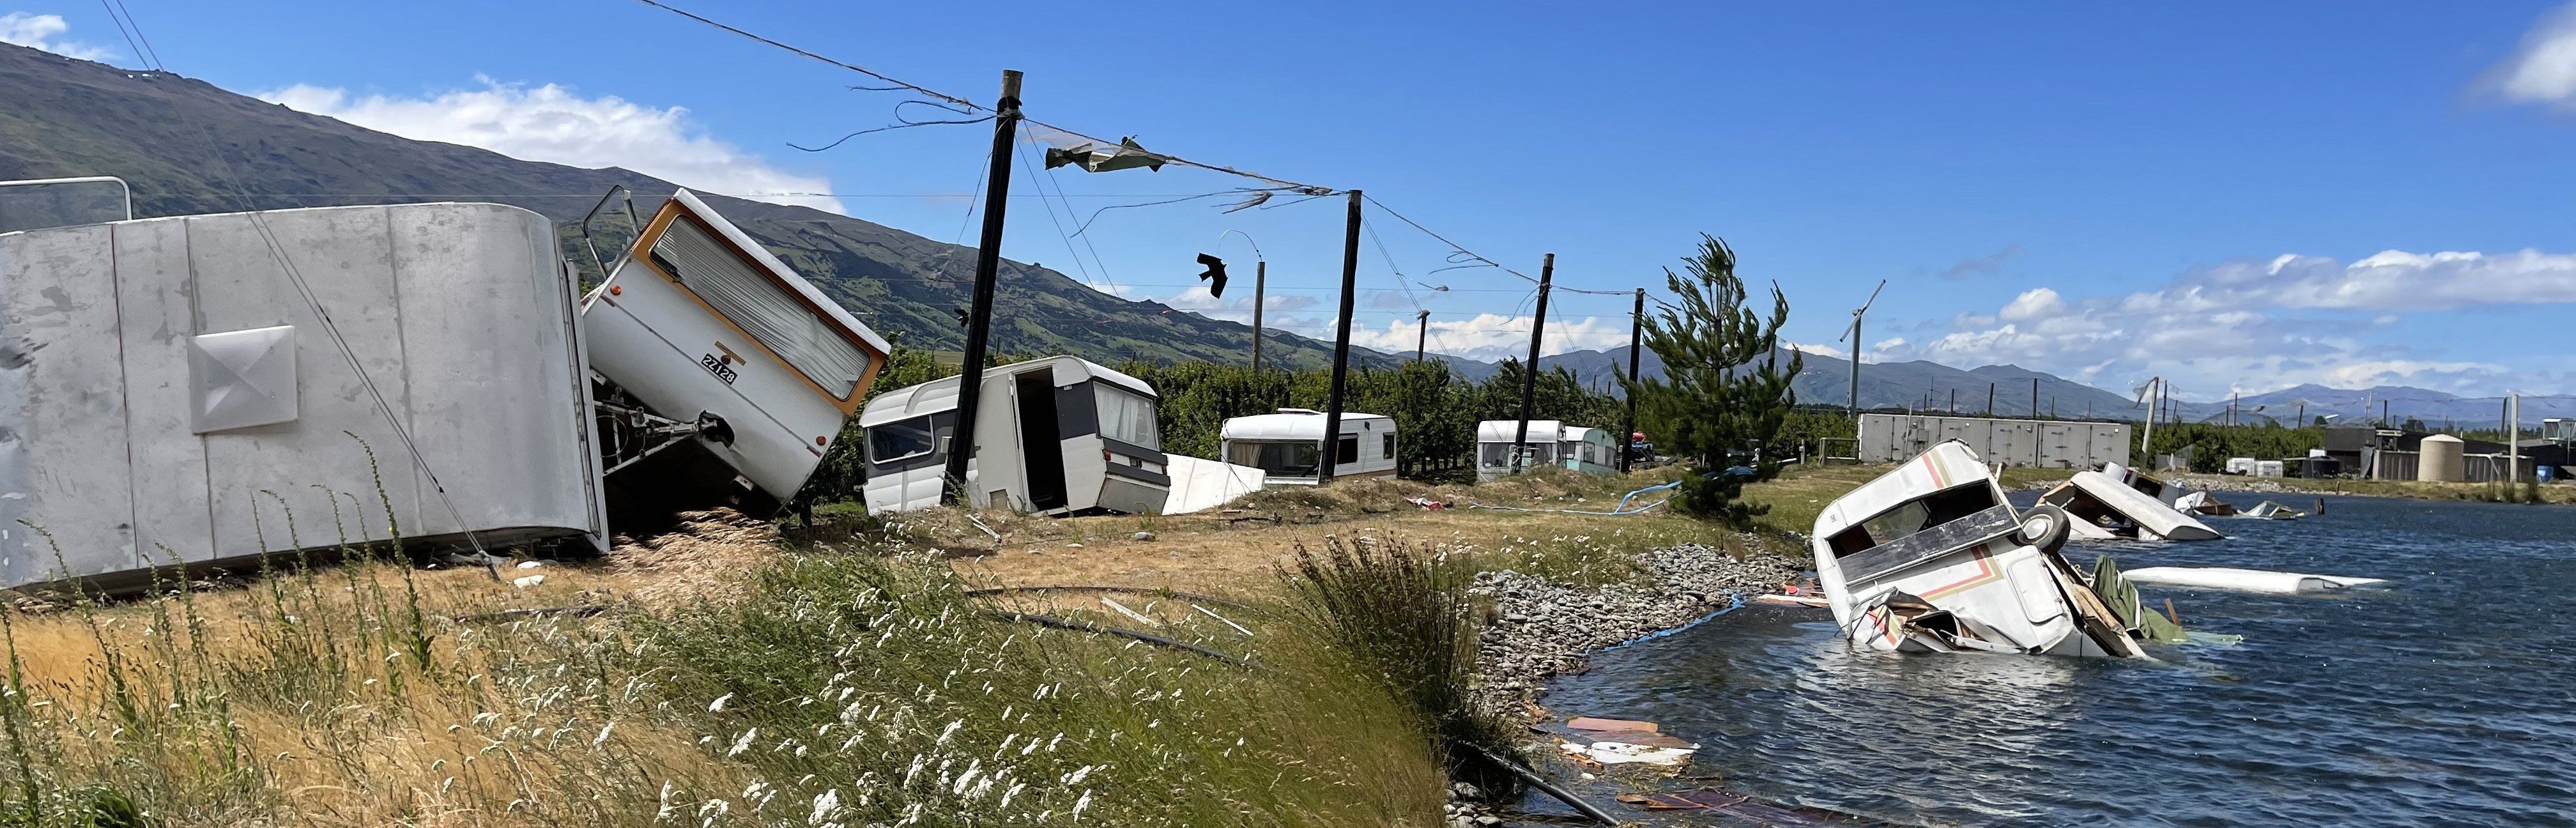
981, 610, 1248, 666
1466, 744, 1620, 825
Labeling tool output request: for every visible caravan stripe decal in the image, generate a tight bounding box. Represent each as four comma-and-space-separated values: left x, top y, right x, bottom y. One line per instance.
1917, 543, 2005, 599
1920, 449, 1949, 489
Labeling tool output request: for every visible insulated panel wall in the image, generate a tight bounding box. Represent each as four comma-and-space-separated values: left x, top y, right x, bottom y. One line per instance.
1857, 414, 2131, 470
0, 203, 604, 590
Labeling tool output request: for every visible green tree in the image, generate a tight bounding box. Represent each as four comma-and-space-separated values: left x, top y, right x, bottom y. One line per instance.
1625, 235, 1800, 526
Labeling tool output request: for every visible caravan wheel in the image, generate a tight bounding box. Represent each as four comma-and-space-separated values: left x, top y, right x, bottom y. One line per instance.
2015, 503, 2073, 555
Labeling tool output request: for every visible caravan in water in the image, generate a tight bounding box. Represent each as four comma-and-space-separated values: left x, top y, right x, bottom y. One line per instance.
2037, 467, 2224, 542
861, 356, 1169, 516
1813, 441, 2147, 658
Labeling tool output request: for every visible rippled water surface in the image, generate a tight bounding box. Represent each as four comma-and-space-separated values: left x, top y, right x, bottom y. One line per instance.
1541, 494, 2575, 827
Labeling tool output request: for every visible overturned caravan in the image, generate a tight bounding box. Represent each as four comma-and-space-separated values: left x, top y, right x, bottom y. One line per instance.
2038, 469, 2223, 542
1813, 442, 2146, 658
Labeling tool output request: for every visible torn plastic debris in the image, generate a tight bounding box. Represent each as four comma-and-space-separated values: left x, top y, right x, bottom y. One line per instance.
1556, 716, 1697, 767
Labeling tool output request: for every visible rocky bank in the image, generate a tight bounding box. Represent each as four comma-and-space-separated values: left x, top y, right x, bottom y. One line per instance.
1468, 539, 1803, 715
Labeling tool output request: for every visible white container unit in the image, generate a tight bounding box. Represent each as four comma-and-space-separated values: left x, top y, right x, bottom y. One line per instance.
861, 356, 1169, 516
1220, 408, 1398, 486
581, 190, 891, 509
0, 202, 606, 589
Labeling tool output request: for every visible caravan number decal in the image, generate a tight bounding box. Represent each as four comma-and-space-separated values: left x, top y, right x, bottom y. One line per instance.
700, 353, 739, 385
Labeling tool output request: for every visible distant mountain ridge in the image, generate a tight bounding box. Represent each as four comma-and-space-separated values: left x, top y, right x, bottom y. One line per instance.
1528, 346, 2572, 425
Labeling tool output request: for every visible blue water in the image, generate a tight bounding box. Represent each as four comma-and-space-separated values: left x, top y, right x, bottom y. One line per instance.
1540, 494, 2576, 826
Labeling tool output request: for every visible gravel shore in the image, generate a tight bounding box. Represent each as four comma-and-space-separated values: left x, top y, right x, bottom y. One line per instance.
1469, 539, 1803, 714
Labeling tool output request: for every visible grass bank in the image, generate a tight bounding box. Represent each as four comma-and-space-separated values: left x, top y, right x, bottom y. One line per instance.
0, 463, 1809, 827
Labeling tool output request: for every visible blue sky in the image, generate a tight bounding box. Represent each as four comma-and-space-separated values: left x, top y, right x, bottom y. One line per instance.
7, 1, 2574, 401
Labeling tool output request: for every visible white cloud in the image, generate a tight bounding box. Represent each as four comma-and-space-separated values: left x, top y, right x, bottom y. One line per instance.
0, 12, 118, 61
1997, 287, 2066, 322
259, 78, 843, 214
2483, 3, 2576, 107
1147, 285, 1317, 323
1344, 313, 1630, 363
1878, 247, 2576, 397
1786, 341, 1847, 360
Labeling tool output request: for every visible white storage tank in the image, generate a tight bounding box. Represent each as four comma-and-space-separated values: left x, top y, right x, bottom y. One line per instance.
0, 202, 608, 589
2418, 434, 2464, 482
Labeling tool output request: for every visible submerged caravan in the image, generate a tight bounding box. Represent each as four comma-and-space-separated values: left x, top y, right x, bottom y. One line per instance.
1812, 441, 2164, 658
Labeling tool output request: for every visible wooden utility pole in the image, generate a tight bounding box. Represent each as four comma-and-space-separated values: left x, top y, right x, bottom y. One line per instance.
1512, 254, 1556, 475
1949, 388, 1957, 415
2030, 378, 2039, 420
1414, 309, 1429, 362
1618, 288, 1644, 473
940, 70, 1023, 505
1986, 383, 1996, 417
1318, 190, 1362, 484
1250, 260, 1266, 371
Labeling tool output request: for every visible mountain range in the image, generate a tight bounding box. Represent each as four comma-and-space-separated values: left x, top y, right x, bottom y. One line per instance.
5, 42, 2561, 427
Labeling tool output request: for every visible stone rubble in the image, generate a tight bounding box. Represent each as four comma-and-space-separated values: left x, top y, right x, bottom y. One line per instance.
1468, 538, 1802, 717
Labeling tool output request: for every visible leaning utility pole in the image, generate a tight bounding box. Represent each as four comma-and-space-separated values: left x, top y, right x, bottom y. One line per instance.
1986, 383, 1996, 417
940, 70, 1023, 505
1512, 254, 1556, 475
1413, 309, 1429, 362
1618, 288, 1644, 473
2136, 376, 2161, 467
1317, 190, 1363, 484
1250, 259, 1266, 371
1841, 280, 1887, 417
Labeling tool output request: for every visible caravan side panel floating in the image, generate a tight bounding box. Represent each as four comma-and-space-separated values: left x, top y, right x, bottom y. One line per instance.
0, 203, 607, 590
581, 190, 891, 513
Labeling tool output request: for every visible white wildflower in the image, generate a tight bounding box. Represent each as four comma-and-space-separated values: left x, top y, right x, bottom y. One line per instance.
709, 693, 735, 712
728, 728, 758, 757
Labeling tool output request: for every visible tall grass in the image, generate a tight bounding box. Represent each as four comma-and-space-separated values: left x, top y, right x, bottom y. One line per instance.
1275, 537, 1522, 795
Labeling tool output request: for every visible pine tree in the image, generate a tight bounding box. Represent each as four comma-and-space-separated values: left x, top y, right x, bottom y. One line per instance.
1625, 235, 1800, 526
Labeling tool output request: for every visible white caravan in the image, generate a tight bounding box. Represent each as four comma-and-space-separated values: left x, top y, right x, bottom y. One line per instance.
1474, 420, 1616, 480
581, 189, 892, 514
1220, 408, 1398, 486
861, 356, 1169, 516
1812, 441, 2145, 658
0, 199, 608, 589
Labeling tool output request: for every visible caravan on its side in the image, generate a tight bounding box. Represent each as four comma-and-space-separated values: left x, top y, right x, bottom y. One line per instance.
1812, 441, 2148, 658
861, 356, 1170, 516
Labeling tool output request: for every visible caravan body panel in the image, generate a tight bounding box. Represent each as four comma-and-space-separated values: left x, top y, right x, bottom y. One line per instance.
0, 203, 604, 588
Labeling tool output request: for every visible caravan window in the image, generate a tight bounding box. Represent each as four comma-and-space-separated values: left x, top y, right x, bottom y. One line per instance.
1229, 441, 1319, 477
868, 416, 937, 463
1826, 484, 2000, 557
650, 217, 872, 399
1094, 386, 1160, 450
1383, 433, 1396, 459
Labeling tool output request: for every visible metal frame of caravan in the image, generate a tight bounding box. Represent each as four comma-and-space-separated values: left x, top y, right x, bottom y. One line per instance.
861, 356, 1170, 516
1218, 409, 1397, 486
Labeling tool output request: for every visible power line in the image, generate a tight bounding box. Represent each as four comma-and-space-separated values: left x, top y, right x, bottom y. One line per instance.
632, 0, 1336, 194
